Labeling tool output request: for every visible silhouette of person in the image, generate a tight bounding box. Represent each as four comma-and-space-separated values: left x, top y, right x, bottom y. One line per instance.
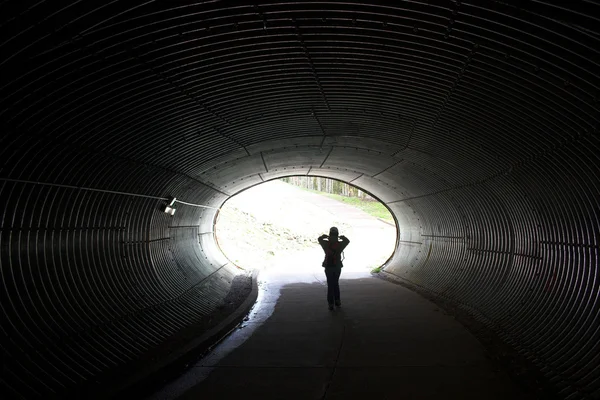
318, 227, 350, 310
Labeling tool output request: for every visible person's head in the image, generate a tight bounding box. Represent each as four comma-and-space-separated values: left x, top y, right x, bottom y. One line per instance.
329, 226, 339, 240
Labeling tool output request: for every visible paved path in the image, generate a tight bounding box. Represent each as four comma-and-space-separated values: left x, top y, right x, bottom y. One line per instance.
150, 269, 525, 400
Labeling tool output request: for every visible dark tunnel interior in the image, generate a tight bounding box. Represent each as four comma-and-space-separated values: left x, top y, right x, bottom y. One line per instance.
0, 1, 599, 398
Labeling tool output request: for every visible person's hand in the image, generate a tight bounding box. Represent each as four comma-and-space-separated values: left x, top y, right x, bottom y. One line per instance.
319, 234, 328, 240
340, 235, 346, 240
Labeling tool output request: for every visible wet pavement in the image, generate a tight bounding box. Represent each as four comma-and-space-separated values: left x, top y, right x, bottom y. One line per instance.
149, 266, 526, 400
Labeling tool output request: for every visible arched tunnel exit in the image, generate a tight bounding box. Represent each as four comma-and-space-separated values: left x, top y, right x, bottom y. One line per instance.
0, 2, 599, 399
214, 177, 397, 274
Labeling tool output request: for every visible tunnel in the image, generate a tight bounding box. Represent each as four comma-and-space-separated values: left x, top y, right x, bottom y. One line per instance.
0, 1, 599, 399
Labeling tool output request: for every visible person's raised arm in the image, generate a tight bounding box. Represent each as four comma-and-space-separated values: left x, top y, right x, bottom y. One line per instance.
339, 235, 350, 251
318, 234, 328, 246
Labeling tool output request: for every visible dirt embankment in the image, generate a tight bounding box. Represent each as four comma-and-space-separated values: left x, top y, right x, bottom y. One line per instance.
216, 206, 318, 270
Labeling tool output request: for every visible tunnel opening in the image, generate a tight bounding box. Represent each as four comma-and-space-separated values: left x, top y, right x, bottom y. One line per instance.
214, 177, 398, 274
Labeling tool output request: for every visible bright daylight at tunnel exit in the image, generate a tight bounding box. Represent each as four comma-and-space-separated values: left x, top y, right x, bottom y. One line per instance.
1, 1, 599, 400
215, 177, 396, 274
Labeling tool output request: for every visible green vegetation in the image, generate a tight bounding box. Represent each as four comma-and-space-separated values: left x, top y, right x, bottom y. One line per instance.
301, 187, 393, 221
323, 193, 393, 221
371, 266, 383, 273
281, 177, 393, 222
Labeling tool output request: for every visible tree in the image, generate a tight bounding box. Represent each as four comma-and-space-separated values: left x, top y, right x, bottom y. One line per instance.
281, 176, 372, 199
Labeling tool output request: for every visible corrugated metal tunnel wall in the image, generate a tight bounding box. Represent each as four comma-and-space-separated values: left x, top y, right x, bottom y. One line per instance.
1, 1, 599, 398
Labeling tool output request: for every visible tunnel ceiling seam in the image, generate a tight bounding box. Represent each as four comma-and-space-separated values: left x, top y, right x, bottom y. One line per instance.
348, 173, 363, 184
391, 119, 417, 156
432, 43, 477, 128
259, 152, 269, 173
122, 44, 251, 152
294, 20, 331, 110
319, 146, 334, 168
372, 159, 406, 178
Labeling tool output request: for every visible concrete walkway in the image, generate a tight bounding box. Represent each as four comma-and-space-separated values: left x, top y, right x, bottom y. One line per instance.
150, 268, 525, 400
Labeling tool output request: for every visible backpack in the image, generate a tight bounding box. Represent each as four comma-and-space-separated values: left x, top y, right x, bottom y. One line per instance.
323, 242, 344, 268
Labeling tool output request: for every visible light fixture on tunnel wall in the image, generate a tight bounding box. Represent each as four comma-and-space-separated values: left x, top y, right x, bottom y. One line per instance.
163, 196, 177, 216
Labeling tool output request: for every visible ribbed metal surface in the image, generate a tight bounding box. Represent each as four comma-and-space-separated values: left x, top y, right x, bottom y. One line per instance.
1, 1, 599, 398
